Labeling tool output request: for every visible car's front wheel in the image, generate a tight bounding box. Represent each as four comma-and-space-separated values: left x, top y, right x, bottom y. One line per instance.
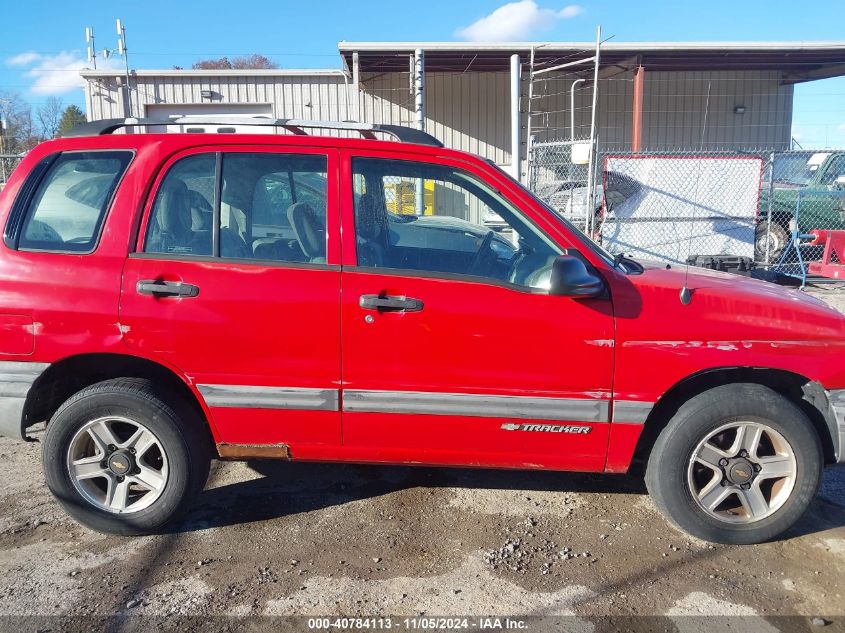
645, 383, 822, 544
42, 378, 210, 535
754, 221, 789, 263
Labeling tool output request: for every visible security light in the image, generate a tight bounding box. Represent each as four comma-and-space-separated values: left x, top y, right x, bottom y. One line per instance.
734, 106, 746, 114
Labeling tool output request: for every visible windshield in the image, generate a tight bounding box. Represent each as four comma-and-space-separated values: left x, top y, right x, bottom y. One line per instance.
484, 161, 623, 271
770, 152, 828, 187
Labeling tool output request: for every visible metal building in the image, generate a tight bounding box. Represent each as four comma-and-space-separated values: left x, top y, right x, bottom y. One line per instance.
82, 41, 845, 179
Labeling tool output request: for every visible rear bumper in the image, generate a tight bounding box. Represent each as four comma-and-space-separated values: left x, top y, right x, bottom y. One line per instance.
0, 361, 48, 439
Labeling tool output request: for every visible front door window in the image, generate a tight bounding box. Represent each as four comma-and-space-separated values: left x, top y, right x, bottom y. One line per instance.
352, 158, 562, 289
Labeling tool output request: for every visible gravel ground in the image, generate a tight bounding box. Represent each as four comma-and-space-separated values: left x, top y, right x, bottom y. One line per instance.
0, 285, 842, 629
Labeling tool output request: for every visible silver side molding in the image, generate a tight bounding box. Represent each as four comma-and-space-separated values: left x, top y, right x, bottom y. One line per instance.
612, 400, 654, 425
195, 384, 655, 428
197, 384, 339, 411
0, 361, 49, 439
342, 390, 610, 423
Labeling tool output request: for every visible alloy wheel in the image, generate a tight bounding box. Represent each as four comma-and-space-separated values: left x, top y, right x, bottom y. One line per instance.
66, 416, 169, 514
687, 421, 796, 524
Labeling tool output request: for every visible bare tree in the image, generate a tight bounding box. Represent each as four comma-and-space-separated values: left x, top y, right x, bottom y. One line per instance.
0, 91, 37, 152
36, 97, 63, 139
192, 54, 278, 70
1, 91, 38, 183
192, 57, 232, 70
231, 54, 277, 69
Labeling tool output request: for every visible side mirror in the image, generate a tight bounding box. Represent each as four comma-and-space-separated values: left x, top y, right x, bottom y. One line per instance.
549, 254, 605, 298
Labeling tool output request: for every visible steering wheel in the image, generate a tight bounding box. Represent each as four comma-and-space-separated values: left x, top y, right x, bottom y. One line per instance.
467, 231, 497, 277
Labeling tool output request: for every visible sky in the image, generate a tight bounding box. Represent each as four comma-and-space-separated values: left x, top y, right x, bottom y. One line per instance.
1, 0, 843, 147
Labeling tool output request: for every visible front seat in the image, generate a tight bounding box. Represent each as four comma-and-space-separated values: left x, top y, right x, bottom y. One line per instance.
188, 190, 213, 232
287, 202, 326, 263
355, 193, 387, 267
152, 180, 202, 253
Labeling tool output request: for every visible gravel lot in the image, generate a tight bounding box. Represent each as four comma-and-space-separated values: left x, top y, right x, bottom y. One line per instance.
0, 283, 842, 630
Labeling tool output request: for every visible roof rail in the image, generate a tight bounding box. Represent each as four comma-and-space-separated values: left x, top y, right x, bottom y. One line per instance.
62, 117, 443, 147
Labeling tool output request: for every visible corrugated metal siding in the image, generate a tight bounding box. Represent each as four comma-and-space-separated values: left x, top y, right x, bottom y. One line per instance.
356, 71, 512, 165
84, 68, 793, 157
528, 69, 792, 150
86, 74, 353, 122
640, 70, 793, 150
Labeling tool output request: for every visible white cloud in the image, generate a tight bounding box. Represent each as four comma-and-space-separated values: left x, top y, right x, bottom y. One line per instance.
5, 50, 122, 95
7, 52, 43, 66
557, 4, 584, 18
838, 123, 845, 132
456, 1, 584, 41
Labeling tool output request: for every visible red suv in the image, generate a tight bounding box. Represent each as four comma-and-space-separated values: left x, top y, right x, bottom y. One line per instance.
0, 118, 842, 544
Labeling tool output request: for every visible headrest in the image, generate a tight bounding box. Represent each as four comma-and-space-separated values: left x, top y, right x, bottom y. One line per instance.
158, 179, 192, 238
356, 193, 386, 240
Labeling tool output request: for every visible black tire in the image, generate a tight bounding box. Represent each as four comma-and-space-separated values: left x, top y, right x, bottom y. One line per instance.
755, 221, 789, 263
645, 383, 822, 544
42, 378, 210, 535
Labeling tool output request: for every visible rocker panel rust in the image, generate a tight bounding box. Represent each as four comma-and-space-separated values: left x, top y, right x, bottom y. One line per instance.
216, 443, 291, 460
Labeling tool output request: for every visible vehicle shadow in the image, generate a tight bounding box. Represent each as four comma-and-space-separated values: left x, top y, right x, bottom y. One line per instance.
172, 460, 845, 538
171, 460, 648, 533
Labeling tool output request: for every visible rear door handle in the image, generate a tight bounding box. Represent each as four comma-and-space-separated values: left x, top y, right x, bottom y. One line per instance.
359, 294, 424, 312
136, 280, 200, 298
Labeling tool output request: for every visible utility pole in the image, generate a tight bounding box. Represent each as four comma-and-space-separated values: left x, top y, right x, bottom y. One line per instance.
85, 27, 97, 69
585, 26, 601, 235
413, 48, 425, 215
0, 98, 8, 184
116, 19, 132, 117
0, 119, 6, 185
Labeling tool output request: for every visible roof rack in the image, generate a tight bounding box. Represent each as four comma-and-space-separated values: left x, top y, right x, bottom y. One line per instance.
63, 117, 443, 147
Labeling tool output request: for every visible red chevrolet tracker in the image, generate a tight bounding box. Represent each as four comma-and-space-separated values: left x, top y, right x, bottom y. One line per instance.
0, 117, 842, 544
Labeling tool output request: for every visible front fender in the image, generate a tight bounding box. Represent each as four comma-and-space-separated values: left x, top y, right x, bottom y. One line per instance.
804, 382, 845, 463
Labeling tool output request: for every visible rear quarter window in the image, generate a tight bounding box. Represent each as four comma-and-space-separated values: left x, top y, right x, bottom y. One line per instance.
12, 151, 132, 253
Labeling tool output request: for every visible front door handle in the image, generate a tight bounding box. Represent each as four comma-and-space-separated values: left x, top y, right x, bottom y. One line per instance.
137, 280, 200, 298
359, 294, 424, 312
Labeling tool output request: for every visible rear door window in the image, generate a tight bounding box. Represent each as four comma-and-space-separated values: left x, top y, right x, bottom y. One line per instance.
227, 153, 328, 261
17, 151, 132, 252
144, 151, 329, 264
145, 154, 216, 256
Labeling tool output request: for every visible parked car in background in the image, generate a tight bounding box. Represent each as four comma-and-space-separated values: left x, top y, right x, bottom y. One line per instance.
0, 118, 843, 545
756, 151, 845, 262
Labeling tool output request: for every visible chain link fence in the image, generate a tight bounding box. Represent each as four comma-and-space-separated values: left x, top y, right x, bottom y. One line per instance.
598, 151, 763, 268
759, 150, 845, 284
527, 143, 845, 283
528, 138, 597, 233
0, 154, 24, 191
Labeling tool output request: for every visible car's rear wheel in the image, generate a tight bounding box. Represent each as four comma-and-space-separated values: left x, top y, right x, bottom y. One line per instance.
42, 378, 210, 535
645, 383, 822, 544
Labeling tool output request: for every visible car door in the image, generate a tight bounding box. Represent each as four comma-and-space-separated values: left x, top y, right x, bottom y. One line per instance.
119, 145, 342, 451
338, 151, 615, 471
809, 154, 845, 229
